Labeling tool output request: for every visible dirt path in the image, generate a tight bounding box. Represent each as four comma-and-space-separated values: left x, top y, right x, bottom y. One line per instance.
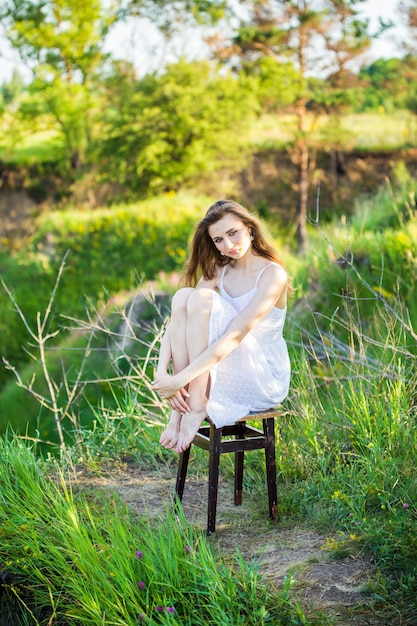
75, 463, 385, 625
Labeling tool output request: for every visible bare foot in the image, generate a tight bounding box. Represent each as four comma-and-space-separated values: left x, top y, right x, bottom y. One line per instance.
175, 410, 207, 454
160, 411, 182, 449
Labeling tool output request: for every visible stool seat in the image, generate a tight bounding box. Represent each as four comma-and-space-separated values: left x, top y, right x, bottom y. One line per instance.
175, 408, 282, 534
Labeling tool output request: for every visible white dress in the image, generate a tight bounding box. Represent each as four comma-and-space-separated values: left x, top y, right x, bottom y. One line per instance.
206, 263, 291, 427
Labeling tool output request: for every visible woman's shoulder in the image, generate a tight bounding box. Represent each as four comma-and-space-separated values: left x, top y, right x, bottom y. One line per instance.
259, 261, 288, 281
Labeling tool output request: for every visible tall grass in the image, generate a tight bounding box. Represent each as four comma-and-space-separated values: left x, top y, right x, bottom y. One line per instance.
0, 435, 311, 625
1, 176, 416, 622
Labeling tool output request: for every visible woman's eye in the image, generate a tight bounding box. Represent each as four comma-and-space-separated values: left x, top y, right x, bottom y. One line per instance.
230, 230, 237, 236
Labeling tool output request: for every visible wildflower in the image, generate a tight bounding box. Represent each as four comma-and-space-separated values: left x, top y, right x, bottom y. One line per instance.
185, 545, 191, 554
167, 606, 175, 613
403, 503, 409, 509
156, 606, 164, 613
136, 550, 144, 559
138, 613, 146, 623
137, 581, 145, 590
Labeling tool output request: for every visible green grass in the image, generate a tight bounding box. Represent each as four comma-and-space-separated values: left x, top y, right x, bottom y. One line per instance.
0, 170, 416, 622
1, 283, 416, 622
0, 128, 64, 165
341, 111, 417, 149
246, 111, 416, 151
2, 112, 415, 165
0, 191, 210, 389
0, 435, 310, 625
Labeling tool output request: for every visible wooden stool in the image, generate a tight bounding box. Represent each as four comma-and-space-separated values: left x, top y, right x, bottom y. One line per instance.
175, 408, 281, 534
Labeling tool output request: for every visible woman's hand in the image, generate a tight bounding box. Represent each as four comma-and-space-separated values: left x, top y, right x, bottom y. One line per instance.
152, 374, 190, 413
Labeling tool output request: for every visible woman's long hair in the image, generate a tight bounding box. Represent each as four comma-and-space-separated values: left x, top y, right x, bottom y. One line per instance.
183, 200, 287, 288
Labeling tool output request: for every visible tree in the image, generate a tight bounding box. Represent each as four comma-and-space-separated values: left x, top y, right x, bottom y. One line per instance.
359, 57, 417, 113
398, 1, 417, 116
207, 0, 372, 252
99, 59, 258, 195
1, 68, 25, 105
0, 0, 122, 169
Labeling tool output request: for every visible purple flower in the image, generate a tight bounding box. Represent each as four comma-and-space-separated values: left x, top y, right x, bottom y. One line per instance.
138, 614, 145, 623
403, 502, 410, 509
137, 581, 145, 590
156, 606, 164, 613
185, 545, 191, 554
167, 606, 175, 614
136, 550, 143, 559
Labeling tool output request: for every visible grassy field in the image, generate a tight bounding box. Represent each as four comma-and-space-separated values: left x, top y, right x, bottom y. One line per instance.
1, 112, 415, 165
0, 281, 415, 623
0, 155, 416, 622
246, 111, 416, 150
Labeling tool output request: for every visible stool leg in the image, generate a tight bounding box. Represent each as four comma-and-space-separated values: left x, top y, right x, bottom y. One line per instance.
207, 424, 222, 535
234, 421, 245, 506
263, 418, 278, 520
175, 445, 191, 501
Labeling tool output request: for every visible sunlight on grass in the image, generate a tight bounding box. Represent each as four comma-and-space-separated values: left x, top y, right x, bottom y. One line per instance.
0, 129, 64, 164
341, 111, 417, 149
2, 112, 414, 163
0, 176, 416, 623
0, 436, 309, 625
247, 111, 416, 150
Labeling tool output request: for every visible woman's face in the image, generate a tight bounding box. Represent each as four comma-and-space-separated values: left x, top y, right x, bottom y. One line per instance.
208, 214, 252, 259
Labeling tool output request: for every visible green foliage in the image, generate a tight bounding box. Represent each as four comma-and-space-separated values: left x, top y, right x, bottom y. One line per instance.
100, 60, 258, 194
241, 57, 300, 113
1, 0, 118, 80
0, 67, 24, 105
358, 56, 417, 114
294, 175, 417, 337
0, 435, 307, 625
0, 176, 416, 620
277, 336, 417, 614
0, 0, 123, 170
0, 193, 208, 389
20, 78, 99, 169
33, 193, 206, 293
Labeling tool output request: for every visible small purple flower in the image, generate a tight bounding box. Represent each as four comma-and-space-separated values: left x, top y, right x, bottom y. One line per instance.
185, 545, 191, 554
138, 614, 145, 623
348, 513, 353, 517
137, 581, 145, 590
403, 502, 410, 509
355, 521, 361, 525
167, 606, 175, 614
136, 550, 143, 559
156, 606, 164, 613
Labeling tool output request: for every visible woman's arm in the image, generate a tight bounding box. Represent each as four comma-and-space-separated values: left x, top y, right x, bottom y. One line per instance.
153, 264, 287, 398
156, 321, 172, 376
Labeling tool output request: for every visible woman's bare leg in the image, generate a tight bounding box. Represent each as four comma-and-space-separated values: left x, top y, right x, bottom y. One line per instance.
159, 288, 194, 449
175, 289, 213, 454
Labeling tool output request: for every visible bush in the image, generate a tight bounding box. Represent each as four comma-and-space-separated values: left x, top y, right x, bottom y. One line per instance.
0, 193, 209, 388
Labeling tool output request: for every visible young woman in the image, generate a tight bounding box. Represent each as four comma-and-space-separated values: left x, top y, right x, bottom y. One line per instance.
152, 199, 290, 454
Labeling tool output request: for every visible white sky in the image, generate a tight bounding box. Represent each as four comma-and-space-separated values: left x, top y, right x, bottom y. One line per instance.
0, 0, 408, 84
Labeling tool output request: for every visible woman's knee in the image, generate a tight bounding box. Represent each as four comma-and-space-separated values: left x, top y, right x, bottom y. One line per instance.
171, 288, 194, 314
187, 288, 213, 316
